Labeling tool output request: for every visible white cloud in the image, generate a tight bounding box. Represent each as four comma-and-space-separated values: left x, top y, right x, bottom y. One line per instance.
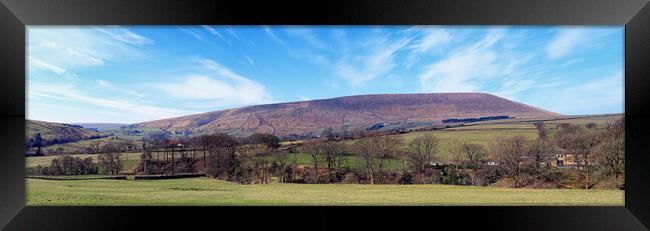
28, 81, 192, 122
156, 59, 272, 107
418, 30, 506, 92
540, 71, 624, 115
95, 27, 153, 45
286, 28, 327, 49
224, 27, 239, 38
244, 55, 255, 66
408, 27, 452, 54
28, 27, 151, 74
335, 36, 411, 86
263, 26, 286, 46
29, 57, 66, 74
201, 25, 232, 46
546, 28, 586, 59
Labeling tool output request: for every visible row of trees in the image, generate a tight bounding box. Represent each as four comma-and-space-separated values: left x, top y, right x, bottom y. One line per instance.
33, 155, 99, 175
31, 117, 623, 189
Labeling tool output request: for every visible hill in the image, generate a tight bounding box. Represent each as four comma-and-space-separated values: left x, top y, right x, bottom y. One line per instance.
26, 120, 106, 147
72, 123, 127, 131
135, 93, 560, 137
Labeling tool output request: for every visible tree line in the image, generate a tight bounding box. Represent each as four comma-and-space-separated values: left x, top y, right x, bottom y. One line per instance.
30, 117, 624, 189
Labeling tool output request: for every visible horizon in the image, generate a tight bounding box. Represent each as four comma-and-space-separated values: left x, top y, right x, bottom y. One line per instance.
27, 26, 624, 124
31, 92, 624, 126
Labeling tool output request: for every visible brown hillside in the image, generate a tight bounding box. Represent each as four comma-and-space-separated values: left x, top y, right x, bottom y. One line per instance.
135, 93, 560, 136
26, 120, 105, 145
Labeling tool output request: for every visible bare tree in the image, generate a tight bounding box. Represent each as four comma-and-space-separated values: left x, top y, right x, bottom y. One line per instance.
251, 144, 272, 184
494, 136, 529, 186
88, 141, 102, 154
555, 125, 599, 189
448, 139, 466, 183
99, 143, 125, 175
463, 143, 488, 185
273, 151, 291, 182
300, 141, 324, 183
351, 138, 381, 184
321, 127, 337, 141
585, 122, 598, 130
527, 138, 555, 185
373, 135, 404, 174
407, 134, 439, 174
320, 141, 346, 182
593, 117, 624, 183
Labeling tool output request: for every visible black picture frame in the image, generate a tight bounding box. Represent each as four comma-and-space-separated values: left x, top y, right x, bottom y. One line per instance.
1, 0, 649, 230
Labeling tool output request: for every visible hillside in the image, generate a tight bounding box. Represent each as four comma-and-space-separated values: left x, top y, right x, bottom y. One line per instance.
26, 120, 106, 147
72, 123, 127, 131
135, 93, 560, 137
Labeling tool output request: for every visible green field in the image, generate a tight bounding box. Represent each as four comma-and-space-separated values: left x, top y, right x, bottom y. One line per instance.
26, 152, 143, 173
26, 114, 623, 173
26, 177, 623, 206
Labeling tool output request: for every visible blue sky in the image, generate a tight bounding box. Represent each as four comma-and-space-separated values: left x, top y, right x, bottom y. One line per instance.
27, 26, 624, 124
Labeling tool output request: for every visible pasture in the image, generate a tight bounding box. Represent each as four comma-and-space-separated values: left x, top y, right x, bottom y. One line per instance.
26, 177, 623, 206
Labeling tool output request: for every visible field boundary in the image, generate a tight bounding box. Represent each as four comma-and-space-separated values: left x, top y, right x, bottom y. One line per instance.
25, 175, 128, 180
133, 173, 206, 180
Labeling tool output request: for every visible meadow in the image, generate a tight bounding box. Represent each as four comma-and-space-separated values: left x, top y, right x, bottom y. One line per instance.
26, 177, 623, 206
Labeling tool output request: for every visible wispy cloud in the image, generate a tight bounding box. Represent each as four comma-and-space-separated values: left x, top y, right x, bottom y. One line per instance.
201, 25, 232, 46
335, 35, 411, 86
95, 27, 153, 45
529, 71, 623, 115
29, 81, 192, 122
263, 26, 286, 46
29, 57, 66, 74
155, 59, 272, 108
244, 55, 255, 66
408, 27, 452, 54
418, 29, 509, 92
28, 27, 151, 73
546, 28, 586, 59
286, 28, 327, 50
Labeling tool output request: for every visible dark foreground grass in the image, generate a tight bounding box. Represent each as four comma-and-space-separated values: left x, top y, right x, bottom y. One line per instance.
26, 177, 623, 206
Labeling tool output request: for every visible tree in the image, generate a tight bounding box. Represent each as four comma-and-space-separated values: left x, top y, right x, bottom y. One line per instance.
321, 127, 337, 141
273, 151, 291, 182
593, 117, 624, 183
373, 135, 404, 174
351, 138, 381, 184
236, 144, 259, 184
527, 138, 555, 185
554, 125, 599, 189
407, 134, 439, 174
463, 143, 488, 185
33, 133, 43, 148
320, 142, 346, 182
250, 144, 272, 184
247, 133, 281, 149
494, 136, 529, 187
586, 122, 598, 130
88, 141, 102, 154
196, 133, 238, 172
300, 141, 324, 183
448, 139, 466, 183
99, 143, 125, 175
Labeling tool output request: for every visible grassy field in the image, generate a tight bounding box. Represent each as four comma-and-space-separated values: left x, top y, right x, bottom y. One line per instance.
26, 177, 623, 206
26, 152, 143, 172
37, 115, 620, 155
26, 114, 623, 172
